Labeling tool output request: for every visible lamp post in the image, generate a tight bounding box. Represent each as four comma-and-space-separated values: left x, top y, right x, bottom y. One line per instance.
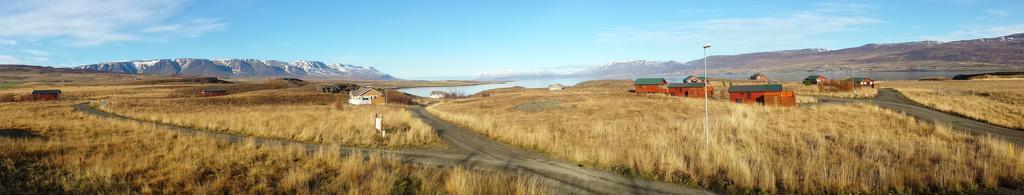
702, 43, 712, 148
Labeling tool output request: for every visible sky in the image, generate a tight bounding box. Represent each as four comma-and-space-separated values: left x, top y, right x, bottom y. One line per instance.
0, 0, 1022, 79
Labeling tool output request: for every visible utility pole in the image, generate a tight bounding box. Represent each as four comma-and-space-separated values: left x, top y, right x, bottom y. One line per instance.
702, 43, 712, 148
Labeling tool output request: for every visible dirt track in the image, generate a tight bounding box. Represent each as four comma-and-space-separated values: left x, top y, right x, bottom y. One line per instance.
74, 103, 714, 195
818, 88, 1024, 145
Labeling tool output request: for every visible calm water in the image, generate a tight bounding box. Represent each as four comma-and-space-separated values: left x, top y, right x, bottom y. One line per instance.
398, 78, 589, 97
399, 70, 1003, 97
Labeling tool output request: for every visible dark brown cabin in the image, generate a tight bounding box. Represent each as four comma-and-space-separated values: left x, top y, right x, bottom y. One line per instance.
199, 87, 228, 97
31, 90, 61, 101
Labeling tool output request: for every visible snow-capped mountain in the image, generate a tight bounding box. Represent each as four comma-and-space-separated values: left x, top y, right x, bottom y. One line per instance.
75, 58, 397, 80
476, 69, 565, 80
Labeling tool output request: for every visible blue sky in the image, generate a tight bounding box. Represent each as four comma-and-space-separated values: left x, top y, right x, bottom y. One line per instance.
0, 0, 1022, 79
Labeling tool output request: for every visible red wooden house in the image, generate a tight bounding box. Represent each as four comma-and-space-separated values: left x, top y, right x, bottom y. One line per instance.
802, 75, 828, 85
728, 84, 796, 107
667, 83, 713, 98
634, 78, 668, 94
31, 90, 61, 101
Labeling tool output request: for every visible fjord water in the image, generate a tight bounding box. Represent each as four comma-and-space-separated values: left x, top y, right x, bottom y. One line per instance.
398, 70, 1003, 97
398, 78, 590, 97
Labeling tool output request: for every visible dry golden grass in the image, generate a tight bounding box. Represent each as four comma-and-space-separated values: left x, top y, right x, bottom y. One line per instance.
0, 101, 553, 194
66, 82, 439, 148
886, 80, 1024, 129
428, 85, 1024, 193
785, 82, 878, 98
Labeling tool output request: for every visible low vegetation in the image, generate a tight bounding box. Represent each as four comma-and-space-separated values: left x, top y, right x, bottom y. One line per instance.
886, 80, 1024, 129
0, 102, 552, 194
785, 82, 878, 98
428, 83, 1024, 193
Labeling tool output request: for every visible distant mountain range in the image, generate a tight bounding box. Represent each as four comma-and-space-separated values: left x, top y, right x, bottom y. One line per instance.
563, 33, 1024, 78
75, 58, 397, 80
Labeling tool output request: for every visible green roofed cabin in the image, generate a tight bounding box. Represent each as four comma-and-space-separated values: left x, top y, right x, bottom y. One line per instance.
31, 90, 61, 101
634, 78, 667, 94
667, 83, 712, 98
802, 75, 828, 85
728, 84, 796, 107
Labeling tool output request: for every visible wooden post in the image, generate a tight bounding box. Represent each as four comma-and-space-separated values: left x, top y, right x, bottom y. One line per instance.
374, 113, 385, 137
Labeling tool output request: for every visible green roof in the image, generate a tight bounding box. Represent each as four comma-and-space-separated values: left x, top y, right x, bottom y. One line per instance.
667, 83, 705, 88
728, 84, 783, 93
634, 78, 666, 85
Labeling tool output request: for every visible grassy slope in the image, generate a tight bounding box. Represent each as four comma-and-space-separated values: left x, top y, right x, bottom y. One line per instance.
428, 83, 1024, 193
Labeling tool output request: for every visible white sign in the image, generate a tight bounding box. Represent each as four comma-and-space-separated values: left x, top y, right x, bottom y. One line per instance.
374, 114, 385, 137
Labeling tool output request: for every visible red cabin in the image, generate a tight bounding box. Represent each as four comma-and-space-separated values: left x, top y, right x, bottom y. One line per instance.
728, 84, 796, 107
634, 78, 668, 94
848, 77, 875, 88
667, 83, 713, 98
31, 90, 61, 101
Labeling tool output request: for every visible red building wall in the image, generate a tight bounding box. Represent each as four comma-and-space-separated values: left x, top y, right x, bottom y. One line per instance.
635, 84, 666, 93
668, 87, 714, 98
32, 94, 59, 101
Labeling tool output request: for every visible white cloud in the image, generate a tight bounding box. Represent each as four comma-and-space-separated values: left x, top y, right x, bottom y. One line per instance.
597, 3, 880, 51
920, 24, 1024, 41
0, 55, 19, 64
985, 9, 1010, 17
141, 18, 227, 38
0, 0, 226, 46
23, 49, 50, 56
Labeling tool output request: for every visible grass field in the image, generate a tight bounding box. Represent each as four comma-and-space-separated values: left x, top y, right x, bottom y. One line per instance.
428, 82, 1024, 193
784, 82, 878, 98
0, 102, 552, 194
102, 94, 439, 148
885, 80, 1024, 129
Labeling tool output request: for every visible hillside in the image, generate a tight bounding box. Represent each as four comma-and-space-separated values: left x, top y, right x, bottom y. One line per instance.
576, 33, 1024, 77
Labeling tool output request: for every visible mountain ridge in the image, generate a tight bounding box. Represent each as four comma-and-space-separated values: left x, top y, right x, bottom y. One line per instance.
573, 33, 1024, 78
75, 58, 397, 80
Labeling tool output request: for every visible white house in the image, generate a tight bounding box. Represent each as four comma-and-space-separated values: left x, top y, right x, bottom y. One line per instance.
349, 87, 384, 105
548, 84, 564, 91
429, 91, 447, 99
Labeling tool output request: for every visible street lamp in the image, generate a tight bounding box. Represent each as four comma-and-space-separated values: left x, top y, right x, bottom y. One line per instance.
702, 43, 711, 148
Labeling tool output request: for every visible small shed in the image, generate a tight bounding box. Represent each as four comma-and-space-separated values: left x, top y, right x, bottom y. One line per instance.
749, 73, 768, 81
667, 83, 713, 98
199, 87, 228, 97
682, 75, 706, 83
548, 84, 564, 91
848, 77, 875, 88
802, 75, 828, 85
728, 84, 796, 107
31, 90, 61, 101
429, 91, 447, 99
634, 78, 668, 94
349, 87, 385, 105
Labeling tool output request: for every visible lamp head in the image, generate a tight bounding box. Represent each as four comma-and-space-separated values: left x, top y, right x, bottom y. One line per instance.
703, 43, 712, 48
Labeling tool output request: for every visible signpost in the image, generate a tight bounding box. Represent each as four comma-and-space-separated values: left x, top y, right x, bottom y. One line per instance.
374, 113, 385, 137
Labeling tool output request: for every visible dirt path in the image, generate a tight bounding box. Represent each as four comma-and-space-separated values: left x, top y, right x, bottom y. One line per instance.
818, 88, 1024, 145
74, 103, 714, 195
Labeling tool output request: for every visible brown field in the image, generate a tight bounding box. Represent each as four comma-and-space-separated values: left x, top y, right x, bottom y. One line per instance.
428, 82, 1024, 193
0, 102, 552, 194
885, 80, 1024, 129
784, 82, 878, 98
